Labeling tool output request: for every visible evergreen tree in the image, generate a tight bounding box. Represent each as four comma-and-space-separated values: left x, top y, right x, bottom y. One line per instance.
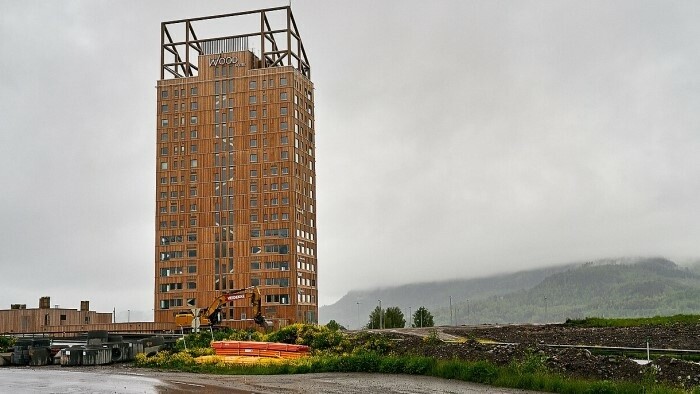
413, 306, 434, 327
384, 307, 406, 328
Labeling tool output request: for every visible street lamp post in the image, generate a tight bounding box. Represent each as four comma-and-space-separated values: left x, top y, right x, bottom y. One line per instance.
357, 302, 361, 330
378, 299, 382, 330
544, 296, 548, 323
409, 306, 412, 328
449, 296, 453, 326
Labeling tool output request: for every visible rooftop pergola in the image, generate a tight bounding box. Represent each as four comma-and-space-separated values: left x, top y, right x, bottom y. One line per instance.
160, 6, 311, 80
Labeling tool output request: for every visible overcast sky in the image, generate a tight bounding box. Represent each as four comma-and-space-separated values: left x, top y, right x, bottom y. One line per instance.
1, 1, 699, 320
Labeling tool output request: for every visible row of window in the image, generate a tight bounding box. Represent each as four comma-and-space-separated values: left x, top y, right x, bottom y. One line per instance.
161, 102, 198, 113
248, 77, 288, 90
161, 116, 198, 127
159, 174, 198, 185
159, 234, 197, 245
250, 212, 290, 222
250, 228, 290, 238
159, 159, 198, 170
250, 197, 290, 207
251, 244, 289, 254
160, 86, 198, 99
159, 281, 197, 292
160, 265, 197, 276
249, 106, 288, 119
159, 217, 198, 228
160, 130, 198, 142
250, 261, 290, 270
160, 250, 197, 261
160, 144, 198, 156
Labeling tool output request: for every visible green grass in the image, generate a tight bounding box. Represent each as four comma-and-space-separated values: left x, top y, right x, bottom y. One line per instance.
564, 314, 700, 328
134, 351, 689, 393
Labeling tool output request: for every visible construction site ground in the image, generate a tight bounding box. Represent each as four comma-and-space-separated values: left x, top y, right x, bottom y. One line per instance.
374, 324, 700, 388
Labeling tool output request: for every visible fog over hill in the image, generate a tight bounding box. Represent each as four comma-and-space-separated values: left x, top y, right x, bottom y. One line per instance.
320, 257, 700, 328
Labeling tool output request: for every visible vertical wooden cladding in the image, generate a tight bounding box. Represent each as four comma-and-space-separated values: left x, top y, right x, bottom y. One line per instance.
0, 308, 112, 334
156, 44, 317, 325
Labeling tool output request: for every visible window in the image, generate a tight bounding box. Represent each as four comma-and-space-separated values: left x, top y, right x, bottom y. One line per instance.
280, 77, 288, 86
280, 92, 288, 100
249, 80, 257, 89
190, 116, 198, 125
250, 139, 257, 147
190, 145, 198, 153
160, 162, 168, 170
250, 169, 258, 177
250, 109, 257, 118
250, 124, 257, 133
249, 95, 257, 104
187, 233, 197, 242
281, 167, 289, 175
281, 151, 289, 160
190, 102, 198, 110
250, 154, 258, 163
187, 250, 197, 258
250, 229, 260, 238
250, 198, 258, 207
251, 246, 261, 254
250, 213, 258, 222
190, 130, 197, 139
161, 119, 169, 127
250, 261, 260, 270
189, 173, 197, 182
190, 204, 197, 211
160, 133, 168, 142
280, 107, 288, 115
161, 104, 168, 113
190, 86, 198, 95
188, 265, 197, 273
282, 213, 289, 220
190, 159, 197, 168
281, 182, 289, 190
280, 122, 288, 130
281, 136, 288, 144
271, 183, 279, 191
189, 188, 197, 197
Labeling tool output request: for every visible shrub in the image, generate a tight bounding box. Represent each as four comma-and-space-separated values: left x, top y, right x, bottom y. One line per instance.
0, 336, 15, 352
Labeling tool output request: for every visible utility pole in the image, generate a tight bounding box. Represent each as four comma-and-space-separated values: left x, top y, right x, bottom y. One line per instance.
544, 296, 548, 323
449, 296, 453, 326
378, 299, 382, 330
409, 306, 412, 328
357, 302, 361, 330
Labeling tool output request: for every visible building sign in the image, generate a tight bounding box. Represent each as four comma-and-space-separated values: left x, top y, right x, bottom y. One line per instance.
209, 54, 246, 67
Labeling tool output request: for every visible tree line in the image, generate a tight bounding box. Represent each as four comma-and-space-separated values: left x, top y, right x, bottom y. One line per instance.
366, 306, 434, 329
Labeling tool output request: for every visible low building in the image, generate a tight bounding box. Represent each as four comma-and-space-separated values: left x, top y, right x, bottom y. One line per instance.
0, 297, 112, 334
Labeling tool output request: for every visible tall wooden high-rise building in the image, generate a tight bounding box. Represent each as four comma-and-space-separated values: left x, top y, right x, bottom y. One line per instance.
154, 7, 317, 328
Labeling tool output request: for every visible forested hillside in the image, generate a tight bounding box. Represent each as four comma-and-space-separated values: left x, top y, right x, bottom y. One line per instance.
321, 257, 700, 327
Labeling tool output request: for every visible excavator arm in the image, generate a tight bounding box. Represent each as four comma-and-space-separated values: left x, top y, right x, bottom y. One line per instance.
205, 286, 266, 328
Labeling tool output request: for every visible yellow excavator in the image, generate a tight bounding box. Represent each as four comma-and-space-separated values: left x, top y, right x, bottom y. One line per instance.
174, 286, 266, 329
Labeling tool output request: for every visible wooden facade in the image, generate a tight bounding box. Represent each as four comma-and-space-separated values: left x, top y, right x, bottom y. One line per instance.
154, 7, 317, 328
0, 301, 112, 334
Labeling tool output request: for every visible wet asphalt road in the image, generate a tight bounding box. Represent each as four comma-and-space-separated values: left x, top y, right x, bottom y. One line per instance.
0, 367, 540, 393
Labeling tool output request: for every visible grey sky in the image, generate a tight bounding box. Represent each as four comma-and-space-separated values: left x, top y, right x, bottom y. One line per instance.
0, 1, 698, 318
